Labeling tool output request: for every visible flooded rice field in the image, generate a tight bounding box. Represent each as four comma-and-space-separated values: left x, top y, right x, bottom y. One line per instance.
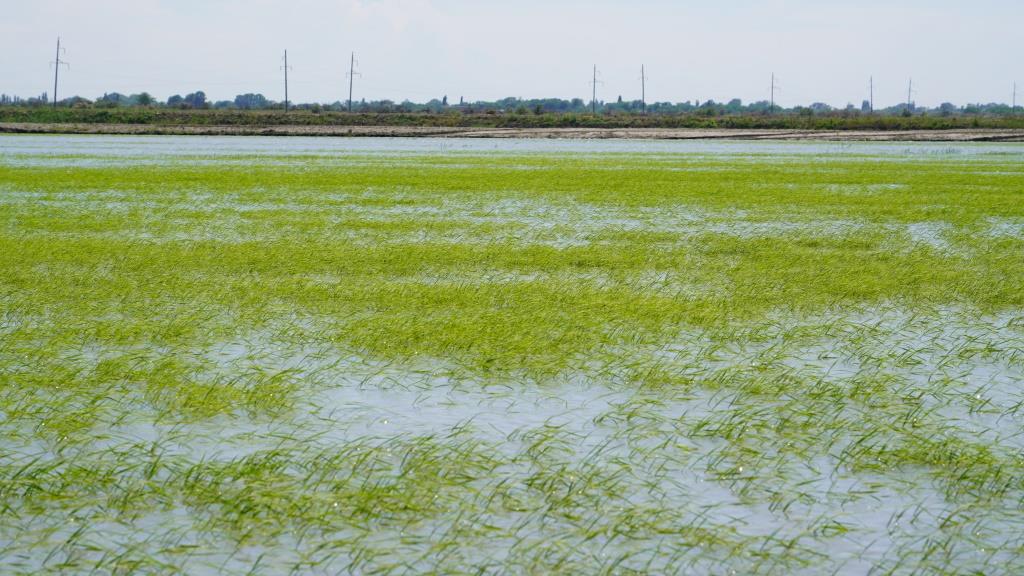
1, 135, 1023, 574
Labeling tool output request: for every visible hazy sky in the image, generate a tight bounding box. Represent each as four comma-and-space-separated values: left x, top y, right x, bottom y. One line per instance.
2, 0, 1020, 107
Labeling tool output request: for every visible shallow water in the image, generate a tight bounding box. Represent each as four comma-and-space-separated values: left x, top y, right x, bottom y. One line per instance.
3, 133, 1024, 161
2, 135, 1024, 575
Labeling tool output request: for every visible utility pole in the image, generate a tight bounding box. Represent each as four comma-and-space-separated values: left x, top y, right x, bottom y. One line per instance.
870, 76, 874, 113
347, 52, 361, 113
50, 37, 69, 109
591, 65, 601, 115
640, 64, 647, 114
282, 50, 293, 113
770, 73, 779, 114
907, 77, 913, 114
1013, 81, 1017, 115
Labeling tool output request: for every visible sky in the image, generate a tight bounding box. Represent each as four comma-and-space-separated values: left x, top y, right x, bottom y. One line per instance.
1, 0, 1021, 108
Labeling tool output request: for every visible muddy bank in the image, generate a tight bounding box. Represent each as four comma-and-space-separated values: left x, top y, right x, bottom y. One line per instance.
3, 122, 1024, 142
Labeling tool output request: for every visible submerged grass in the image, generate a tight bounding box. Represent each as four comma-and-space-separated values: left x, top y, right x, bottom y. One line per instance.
1, 137, 1023, 574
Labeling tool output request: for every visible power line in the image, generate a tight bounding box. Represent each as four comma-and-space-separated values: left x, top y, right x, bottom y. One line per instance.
347, 52, 361, 113
24, 42, 1019, 113
50, 37, 70, 108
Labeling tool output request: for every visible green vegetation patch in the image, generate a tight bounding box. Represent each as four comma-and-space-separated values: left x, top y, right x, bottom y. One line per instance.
1, 139, 1024, 574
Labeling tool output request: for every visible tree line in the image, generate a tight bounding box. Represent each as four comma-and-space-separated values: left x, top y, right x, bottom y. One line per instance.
0, 91, 1019, 117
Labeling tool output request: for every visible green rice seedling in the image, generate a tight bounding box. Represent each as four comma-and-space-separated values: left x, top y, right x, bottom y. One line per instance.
2, 135, 1024, 574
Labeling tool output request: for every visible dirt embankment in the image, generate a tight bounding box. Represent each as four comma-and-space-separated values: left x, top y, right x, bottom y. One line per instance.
3, 122, 1024, 142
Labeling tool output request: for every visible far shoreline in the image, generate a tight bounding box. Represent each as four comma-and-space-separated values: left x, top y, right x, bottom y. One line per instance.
3, 122, 1024, 142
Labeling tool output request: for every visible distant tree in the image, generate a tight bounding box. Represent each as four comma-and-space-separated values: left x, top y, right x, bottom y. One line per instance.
99, 92, 127, 105
234, 93, 269, 110
184, 91, 207, 108
442, 95, 448, 106
27, 93, 48, 107
136, 92, 154, 107
167, 94, 184, 107
861, 100, 871, 112
65, 96, 92, 108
